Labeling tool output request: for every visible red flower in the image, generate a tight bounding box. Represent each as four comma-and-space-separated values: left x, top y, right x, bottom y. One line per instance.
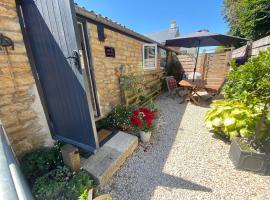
130, 115, 142, 126
132, 110, 139, 115
130, 107, 156, 129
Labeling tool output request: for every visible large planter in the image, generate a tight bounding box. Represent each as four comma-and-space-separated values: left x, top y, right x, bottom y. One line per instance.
229, 137, 270, 175
139, 131, 151, 143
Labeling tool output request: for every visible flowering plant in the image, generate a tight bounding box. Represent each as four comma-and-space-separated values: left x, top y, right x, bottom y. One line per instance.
130, 107, 156, 132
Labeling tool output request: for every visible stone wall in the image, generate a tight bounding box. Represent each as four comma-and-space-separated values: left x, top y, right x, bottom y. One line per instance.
87, 22, 164, 116
0, 0, 53, 157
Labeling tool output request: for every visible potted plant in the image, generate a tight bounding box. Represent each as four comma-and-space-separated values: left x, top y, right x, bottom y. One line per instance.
130, 107, 156, 142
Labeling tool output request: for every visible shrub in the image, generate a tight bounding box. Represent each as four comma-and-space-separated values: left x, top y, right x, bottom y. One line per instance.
33, 167, 94, 200
20, 143, 63, 181
64, 170, 93, 200
95, 117, 110, 131
224, 48, 270, 104
221, 49, 270, 149
32, 166, 71, 200
205, 100, 270, 142
107, 105, 133, 131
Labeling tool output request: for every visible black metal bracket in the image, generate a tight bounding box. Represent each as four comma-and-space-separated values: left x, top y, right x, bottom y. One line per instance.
66, 50, 82, 73
0, 33, 14, 50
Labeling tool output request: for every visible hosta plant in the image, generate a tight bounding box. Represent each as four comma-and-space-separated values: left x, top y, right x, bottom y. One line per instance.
205, 100, 270, 142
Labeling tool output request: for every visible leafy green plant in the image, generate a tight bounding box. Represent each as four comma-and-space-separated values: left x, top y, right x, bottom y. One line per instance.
204, 100, 270, 141
223, 0, 270, 40
107, 105, 133, 131
20, 143, 63, 182
64, 170, 93, 200
222, 49, 270, 149
32, 166, 71, 200
95, 117, 110, 131
165, 52, 183, 82
78, 189, 88, 200
33, 167, 93, 200
120, 74, 144, 94
224, 48, 270, 104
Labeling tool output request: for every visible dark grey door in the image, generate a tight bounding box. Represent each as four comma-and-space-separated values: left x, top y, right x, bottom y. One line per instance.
19, 0, 98, 152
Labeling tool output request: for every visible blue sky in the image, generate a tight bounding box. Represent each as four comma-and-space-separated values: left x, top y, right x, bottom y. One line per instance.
75, 0, 228, 36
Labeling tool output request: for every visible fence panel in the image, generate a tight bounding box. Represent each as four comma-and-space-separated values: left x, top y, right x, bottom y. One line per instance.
122, 70, 166, 106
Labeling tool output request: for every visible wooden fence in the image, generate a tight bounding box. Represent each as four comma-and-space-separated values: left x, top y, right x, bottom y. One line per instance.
121, 69, 166, 106
178, 52, 231, 89
203, 52, 231, 89
232, 35, 270, 58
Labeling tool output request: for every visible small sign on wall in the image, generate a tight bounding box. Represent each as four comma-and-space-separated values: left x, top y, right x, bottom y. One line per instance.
104, 46, 115, 57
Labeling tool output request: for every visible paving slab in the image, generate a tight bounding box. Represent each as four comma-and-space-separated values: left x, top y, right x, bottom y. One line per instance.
82, 131, 138, 186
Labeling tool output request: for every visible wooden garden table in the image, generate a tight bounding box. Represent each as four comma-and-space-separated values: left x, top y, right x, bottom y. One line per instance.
179, 79, 207, 105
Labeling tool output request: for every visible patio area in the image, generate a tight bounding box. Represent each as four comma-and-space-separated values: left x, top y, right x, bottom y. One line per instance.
101, 94, 270, 200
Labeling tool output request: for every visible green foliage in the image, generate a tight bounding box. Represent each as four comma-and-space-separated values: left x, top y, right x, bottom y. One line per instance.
165, 52, 183, 81
224, 49, 270, 104
65, 171, 93, 200
78, 190, 88, 200
144, 101, 159, 113
20, 143, 63, 181
95, 117, 110, 131
223, 0, 270, 40
204, 100, 270, 141
33, 167, 93, 200
107, 105, 133, 131
120, 74, 144, 94
32, 166, 71, 200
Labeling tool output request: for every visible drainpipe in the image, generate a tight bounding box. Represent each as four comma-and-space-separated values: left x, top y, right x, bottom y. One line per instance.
0, 122, 34, 200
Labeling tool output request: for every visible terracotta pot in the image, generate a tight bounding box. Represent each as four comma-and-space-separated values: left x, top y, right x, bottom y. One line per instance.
139, 131, 151, 142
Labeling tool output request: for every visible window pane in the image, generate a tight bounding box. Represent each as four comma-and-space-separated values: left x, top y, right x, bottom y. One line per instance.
144, 45, 156, 69
160, 48, 167, 68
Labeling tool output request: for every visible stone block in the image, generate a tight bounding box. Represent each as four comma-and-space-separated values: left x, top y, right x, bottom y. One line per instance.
82, 131, 138, 186
61, 144, 81, 172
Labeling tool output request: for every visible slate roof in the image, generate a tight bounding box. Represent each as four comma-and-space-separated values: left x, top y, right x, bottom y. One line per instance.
75, 5, 179, 53
145, 28, 179, 44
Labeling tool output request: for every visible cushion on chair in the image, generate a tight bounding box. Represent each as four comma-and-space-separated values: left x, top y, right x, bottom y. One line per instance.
205, 88, 218, 94
167, 79, 178, 90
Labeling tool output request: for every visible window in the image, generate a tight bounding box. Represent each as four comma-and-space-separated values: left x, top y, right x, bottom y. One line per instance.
143, 44, 157, 70
160, 48, 167, 68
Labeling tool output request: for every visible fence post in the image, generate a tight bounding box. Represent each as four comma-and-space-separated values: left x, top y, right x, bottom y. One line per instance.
224, 51, 232, 73
199, 53, 207, 80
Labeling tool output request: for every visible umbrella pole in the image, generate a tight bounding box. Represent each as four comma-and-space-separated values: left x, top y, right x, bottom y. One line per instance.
192, 46, 200, 82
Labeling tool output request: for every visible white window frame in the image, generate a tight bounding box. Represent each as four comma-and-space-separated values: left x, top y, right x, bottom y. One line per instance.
143, 43, 158, 70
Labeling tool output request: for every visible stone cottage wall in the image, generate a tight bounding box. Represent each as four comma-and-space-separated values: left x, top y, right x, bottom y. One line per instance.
87, 22, 164, 116
0, 0, 53, 157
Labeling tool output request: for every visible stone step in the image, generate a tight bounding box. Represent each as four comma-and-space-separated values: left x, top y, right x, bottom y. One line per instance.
82, 131, 138, 187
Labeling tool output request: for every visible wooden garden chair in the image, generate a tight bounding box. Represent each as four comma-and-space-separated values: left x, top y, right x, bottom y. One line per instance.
204, 79, 227, 100
165, 76, 182, 99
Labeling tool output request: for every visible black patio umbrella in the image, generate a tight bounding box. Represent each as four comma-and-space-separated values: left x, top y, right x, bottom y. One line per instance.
165, 29, 249, 81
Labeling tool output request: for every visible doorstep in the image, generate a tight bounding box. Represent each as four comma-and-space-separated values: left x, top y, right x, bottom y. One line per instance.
81, 131, 138, 187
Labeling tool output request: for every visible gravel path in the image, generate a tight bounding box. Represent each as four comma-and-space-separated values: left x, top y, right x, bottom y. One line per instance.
102, 95, 270, 200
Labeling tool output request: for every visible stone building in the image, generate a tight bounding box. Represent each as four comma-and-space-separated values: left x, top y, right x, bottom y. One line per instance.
0, 1, 178, 156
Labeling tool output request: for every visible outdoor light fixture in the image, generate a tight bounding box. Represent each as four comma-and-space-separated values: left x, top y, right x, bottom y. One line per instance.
0, 33, 14, 50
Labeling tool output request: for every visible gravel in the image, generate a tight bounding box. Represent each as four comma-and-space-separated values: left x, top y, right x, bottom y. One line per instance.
102, 95, 270, 200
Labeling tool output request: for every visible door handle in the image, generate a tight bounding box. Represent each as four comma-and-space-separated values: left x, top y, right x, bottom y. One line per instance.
67, 50, 82, 73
